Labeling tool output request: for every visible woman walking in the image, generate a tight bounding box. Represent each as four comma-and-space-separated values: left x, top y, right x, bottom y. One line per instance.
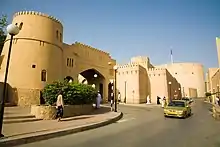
56, 91, 64, 121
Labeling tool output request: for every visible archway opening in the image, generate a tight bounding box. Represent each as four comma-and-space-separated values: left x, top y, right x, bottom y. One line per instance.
64, 76, 74, 83
78, 69, 105, 97
108, 82, 114, 102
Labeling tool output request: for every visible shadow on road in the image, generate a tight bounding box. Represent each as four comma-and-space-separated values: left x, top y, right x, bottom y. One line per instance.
61, 116, 93, 122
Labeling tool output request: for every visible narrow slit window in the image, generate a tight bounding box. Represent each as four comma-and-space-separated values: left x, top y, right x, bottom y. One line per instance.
67, 58, 69, 66
19, 22, 23, 30
60, 33, 62, 42
71, 59, 74, 67
56, 30, 59, 39
41, 70, 47, 81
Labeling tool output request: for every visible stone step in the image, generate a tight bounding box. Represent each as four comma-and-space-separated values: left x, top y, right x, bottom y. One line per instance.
4, 114, 35, 120
5, 103, 16, 107
3, 117, 42, 124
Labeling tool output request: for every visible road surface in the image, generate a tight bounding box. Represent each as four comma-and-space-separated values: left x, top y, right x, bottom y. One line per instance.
16, 99, 220, 147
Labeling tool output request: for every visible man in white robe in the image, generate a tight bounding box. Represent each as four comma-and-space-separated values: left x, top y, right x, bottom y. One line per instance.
96, 92, 102, 109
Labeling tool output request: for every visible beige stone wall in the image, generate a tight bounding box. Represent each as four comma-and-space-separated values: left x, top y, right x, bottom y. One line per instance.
156, 63, 205, 97
206, 68, 219, 93
0, 11, 63, 90
16, 88, 41, 107
148, 68, 168, 103
31, 104, 94, 120
0, 11, 115, 106
116, 64, 148, 104
189, 88, 197, 97
211, 69, 220, 94
148, 68, 181, 103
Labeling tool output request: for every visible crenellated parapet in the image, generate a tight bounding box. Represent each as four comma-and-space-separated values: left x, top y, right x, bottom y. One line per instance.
117, 63, 140, 69
148, 67, 166, 71
13, 11, 62, 25
75, 41, 110, 56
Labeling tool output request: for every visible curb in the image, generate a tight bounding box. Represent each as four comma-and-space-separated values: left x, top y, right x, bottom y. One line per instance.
0, 112, 123, 147
119, 103, 160, 108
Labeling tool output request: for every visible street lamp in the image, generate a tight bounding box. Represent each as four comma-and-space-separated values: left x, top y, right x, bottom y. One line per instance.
178, 87, 181, 99
0, 24, 20, 137
168, 81, 172, 102
94, 74, 98, 78
113, 65, 118, 112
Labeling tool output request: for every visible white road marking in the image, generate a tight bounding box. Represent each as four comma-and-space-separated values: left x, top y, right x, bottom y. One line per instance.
116, 117, 136, 123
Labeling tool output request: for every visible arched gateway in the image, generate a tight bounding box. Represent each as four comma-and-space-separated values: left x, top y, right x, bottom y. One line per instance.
0, 11, 116, 107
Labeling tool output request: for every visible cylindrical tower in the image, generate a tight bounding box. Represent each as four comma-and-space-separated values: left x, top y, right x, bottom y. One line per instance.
0, 11, 63, 106
157, 63, 205, 97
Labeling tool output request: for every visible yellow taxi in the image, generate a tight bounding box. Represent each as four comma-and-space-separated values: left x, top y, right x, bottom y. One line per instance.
164, 100, 191, 118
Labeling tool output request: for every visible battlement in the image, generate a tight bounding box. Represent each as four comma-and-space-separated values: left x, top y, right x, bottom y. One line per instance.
148, 68, 166, 71
118, 63, 140, 69
74, 42, 109, 56
13, 11, 62, 25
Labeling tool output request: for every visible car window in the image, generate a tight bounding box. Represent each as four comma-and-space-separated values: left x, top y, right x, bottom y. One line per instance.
168, 101, 185, 107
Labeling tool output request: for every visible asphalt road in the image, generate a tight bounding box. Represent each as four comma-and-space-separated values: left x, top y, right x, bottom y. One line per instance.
16, 99, 220, 147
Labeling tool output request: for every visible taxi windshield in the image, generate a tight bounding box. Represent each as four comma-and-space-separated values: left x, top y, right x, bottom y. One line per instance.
168, 101, 185, 107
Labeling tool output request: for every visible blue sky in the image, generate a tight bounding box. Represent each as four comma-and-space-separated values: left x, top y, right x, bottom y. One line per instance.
1, 0, 220, 70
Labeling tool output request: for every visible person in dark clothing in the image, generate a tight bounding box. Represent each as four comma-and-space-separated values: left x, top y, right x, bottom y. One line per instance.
157, 96, 161, 104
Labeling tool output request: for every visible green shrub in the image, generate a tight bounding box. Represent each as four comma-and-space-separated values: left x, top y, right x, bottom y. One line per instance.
42, 81, 97, 105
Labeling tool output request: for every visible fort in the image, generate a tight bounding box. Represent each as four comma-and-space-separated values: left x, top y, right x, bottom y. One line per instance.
0, 11, 205, 107
116, 56, 205, 104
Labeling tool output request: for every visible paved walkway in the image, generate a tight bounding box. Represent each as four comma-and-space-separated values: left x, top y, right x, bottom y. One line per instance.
2, 107, 118, 138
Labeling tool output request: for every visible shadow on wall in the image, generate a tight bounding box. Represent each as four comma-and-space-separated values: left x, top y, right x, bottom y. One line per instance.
146, 72, 151, 101
0, 82, 18, 106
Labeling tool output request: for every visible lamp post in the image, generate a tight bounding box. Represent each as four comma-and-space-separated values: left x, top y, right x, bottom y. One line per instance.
217, 85, 219, 97
182, 87, 185, 97
213, 88, 215, 104
0, 24, 20, 137
113, 65, 118, 112
178, 87, 181, 99
168, 81, 172, 102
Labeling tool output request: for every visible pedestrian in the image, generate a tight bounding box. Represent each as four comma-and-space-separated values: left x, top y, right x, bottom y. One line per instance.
96, 91, 102, 109
118, 92, 121, 103
110, 92, 114, 111
157, 96, 161, 104
216, 96, 219, 105
55, 91, 64, 122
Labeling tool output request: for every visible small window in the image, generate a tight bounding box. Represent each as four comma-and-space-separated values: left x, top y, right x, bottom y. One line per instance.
32, 64, 36, 68
158, 74, 160, 76
192, 72, 194, 74
71, 59, 73, 67
67, 58, 69, 66
175, 72, 177, 74
19, 22, 23, 30
56, 30, 59, 39
60, 33, 62, 42
41, 70, 47, 82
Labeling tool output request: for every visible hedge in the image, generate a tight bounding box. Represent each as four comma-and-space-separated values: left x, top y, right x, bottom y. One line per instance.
42, 81, 97, 105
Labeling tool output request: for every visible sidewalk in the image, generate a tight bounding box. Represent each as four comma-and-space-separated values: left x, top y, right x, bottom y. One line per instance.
0, 106, 122, 147
119, 103, 161, 108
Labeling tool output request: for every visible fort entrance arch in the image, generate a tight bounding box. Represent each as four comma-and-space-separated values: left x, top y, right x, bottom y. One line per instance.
78, 69, 105, 97
0, 11, 116, 106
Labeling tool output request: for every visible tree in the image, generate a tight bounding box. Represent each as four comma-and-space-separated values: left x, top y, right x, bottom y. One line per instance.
0, 14, 8, 55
